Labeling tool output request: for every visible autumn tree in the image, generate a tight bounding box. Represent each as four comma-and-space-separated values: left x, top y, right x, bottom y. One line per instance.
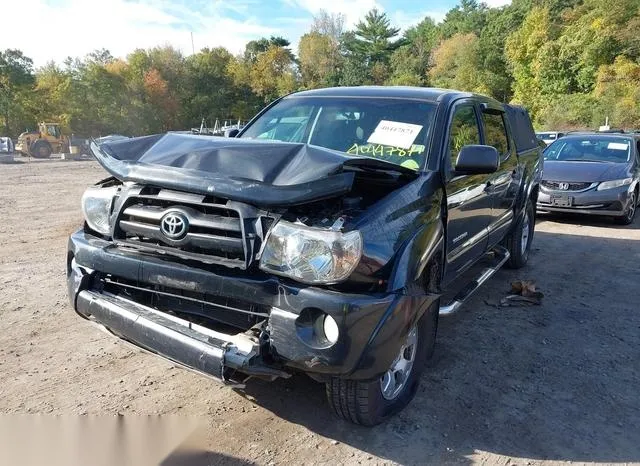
249, 45, 297, 103
298, 10, 345, 88
505, 6, 557, 119
430, 33, 489, 94
0, 49, 35, 136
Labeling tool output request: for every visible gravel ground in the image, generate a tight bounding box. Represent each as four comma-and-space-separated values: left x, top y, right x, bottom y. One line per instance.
1, 158, 639, 465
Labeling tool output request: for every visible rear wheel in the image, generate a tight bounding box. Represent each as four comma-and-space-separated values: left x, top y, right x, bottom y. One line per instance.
614, 190, 637, 225
325, 296, 438, 426
505, 199, 534, 269
31, 141, 52, 159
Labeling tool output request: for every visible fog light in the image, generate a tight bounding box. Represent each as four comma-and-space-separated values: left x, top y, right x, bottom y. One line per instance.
323, 315, 339, 344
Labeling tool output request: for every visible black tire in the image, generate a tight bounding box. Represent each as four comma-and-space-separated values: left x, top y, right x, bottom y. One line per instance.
325, 295, 439, 426
504, 198, 535, 269
31, 141, 52, 159
614, 190, 637, 225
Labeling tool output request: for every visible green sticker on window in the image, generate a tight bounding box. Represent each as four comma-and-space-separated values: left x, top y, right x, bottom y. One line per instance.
400, 159, 420, 170
346, 143, 425, 158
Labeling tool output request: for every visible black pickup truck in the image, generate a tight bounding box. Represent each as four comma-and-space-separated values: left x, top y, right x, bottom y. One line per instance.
67, 87, 542, 425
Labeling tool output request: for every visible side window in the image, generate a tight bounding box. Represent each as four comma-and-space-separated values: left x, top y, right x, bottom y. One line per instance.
482, 112, 509, 159
449, 105, 480, 169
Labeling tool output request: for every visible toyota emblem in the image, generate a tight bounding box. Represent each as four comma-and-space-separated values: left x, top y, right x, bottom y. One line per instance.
160, 212, 188, 240
558, 182, 570, 190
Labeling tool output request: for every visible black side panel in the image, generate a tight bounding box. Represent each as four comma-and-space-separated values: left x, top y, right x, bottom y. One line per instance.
504, 104, 538, 153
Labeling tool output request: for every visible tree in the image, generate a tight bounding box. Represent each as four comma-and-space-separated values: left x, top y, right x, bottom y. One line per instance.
0, 49, 35, 136
184, 47, 238, 126
249, 46, 297, 103
593, 56, 640, 128
244, 36, 294, 63
298, 10, 345, 88
345, 9, 402, 64
505, 6, 557, 120
341, 9, 402, 85
438, 0, 489, 39
388, 17, 439, 86
429, 33, 489, 94
298, 33, 338, 88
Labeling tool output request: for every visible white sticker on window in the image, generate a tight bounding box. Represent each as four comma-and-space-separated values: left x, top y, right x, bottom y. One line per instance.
608, 142, 629, 150
366, 120, 423, 150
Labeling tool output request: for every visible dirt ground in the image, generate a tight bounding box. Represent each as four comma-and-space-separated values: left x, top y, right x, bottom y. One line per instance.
1, 158, 639, 465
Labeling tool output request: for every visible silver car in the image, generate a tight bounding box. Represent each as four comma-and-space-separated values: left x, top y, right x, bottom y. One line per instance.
536, 131, 566, 146
537, 133, 640, 225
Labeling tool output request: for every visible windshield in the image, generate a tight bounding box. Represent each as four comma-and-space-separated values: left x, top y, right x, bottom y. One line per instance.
537, 132, 555, 140
543, 136, 631, 163
240, 96, 436, 171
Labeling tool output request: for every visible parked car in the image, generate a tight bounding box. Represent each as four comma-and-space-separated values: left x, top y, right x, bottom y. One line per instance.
537, 132, 640, 224
67, 87, 542, 425
536, 131, 565, 145
0, 136, 14, 153
94, 134, 130, 144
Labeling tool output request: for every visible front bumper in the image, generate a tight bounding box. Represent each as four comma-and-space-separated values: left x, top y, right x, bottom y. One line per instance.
67, 230, 436, 382
537, 185, 631, 216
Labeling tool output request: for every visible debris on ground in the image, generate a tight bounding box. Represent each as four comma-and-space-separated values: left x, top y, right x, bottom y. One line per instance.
499, 280, 544, 307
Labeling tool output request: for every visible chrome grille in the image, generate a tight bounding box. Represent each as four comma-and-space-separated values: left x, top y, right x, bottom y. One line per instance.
114, 190, 249, 268
541, 181, 595, 191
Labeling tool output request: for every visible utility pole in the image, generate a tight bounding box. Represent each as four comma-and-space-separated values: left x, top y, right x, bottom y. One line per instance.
191, 32, 195, 55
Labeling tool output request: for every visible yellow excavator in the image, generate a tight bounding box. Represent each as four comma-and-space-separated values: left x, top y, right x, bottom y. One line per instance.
15, 122, 70, 158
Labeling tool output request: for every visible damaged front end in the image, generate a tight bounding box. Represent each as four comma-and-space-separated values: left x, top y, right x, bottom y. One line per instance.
68, 133, 439, 385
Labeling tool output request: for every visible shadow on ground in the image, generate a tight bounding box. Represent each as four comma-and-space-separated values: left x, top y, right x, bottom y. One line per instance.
537, 211, 640, 230
237, 228, 640, 465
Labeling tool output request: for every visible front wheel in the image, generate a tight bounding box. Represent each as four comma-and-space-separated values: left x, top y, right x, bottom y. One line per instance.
31, 141, 52, 159
325, 298, 438, 426
614, 191, 637, 225
504, 199, 534, 269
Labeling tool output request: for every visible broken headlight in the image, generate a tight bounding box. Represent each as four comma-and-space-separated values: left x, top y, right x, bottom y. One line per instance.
259, 220, 362, 285
81, 186, 118, 235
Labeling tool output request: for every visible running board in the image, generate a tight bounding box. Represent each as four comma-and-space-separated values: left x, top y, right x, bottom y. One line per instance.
439, 246, 510, 316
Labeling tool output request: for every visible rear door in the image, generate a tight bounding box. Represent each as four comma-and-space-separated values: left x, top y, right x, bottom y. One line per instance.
443, 101, 492, 285
480, 107, 519, 247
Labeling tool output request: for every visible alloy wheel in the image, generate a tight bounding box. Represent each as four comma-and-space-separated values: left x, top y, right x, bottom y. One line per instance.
380, 326, 418, 400
521, 210, 531, 255
627, 193, 636, 222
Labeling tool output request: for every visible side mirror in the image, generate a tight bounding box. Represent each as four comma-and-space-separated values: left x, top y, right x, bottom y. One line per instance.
454, 145, 499, 175
225, 128, 240, 138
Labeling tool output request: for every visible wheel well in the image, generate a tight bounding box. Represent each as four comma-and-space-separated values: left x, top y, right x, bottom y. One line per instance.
420, 253, 443, 294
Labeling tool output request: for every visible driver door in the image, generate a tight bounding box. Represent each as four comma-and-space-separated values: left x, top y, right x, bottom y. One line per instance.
443, 102, 493, 286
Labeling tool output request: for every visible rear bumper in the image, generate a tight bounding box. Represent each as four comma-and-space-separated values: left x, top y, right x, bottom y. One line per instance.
67, 230, 436, 382
537, 185, 631, 216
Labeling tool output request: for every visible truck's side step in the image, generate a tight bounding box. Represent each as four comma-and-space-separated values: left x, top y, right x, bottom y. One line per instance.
439, 246, 510, 316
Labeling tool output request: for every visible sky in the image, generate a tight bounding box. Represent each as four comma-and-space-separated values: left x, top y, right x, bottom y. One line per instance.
2, 0, 511, 68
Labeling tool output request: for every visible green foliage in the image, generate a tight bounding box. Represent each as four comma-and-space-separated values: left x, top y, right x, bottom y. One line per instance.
2, 0, 639, 137
0, 49, 35, 136
430, 33, 491, 94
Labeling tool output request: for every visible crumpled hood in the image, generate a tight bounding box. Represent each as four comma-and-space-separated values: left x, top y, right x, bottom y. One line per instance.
543, 160, 631, 182
91, 133, 358, 206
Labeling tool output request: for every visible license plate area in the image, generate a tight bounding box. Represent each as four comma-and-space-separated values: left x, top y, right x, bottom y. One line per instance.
551, 195, 573, 207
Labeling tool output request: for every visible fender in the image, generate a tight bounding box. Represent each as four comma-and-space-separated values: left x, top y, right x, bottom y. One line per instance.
348, 285, 439, 380
387, 193, 444, 293
515, 148, 543, 212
